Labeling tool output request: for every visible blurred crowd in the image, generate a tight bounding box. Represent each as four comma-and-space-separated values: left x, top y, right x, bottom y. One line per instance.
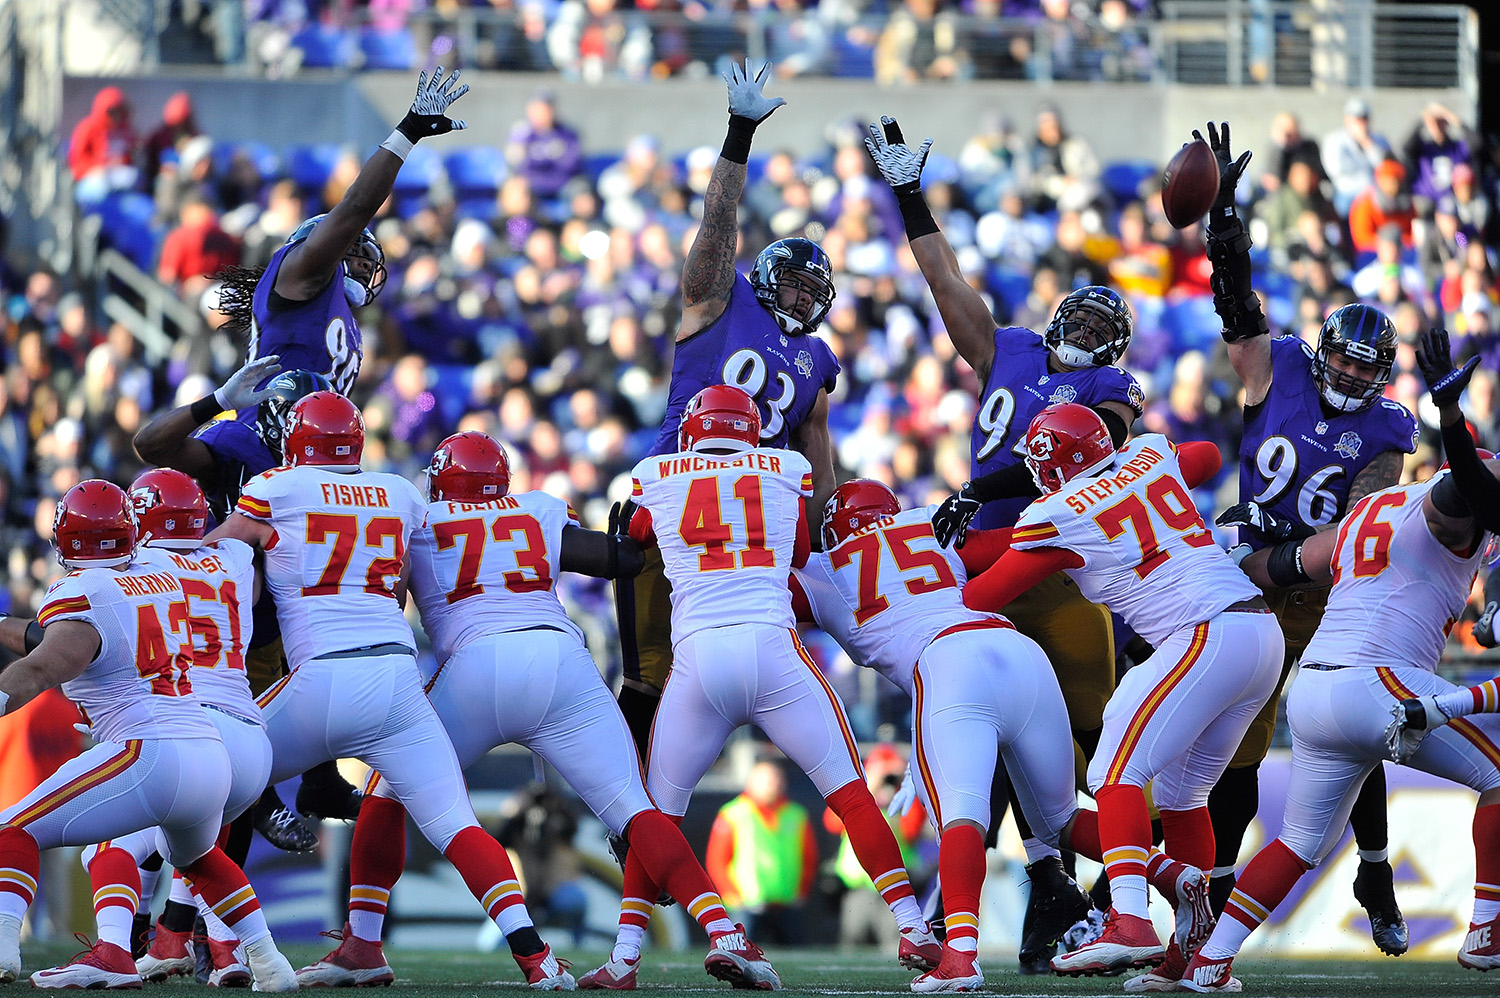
8, 83, 1500, 730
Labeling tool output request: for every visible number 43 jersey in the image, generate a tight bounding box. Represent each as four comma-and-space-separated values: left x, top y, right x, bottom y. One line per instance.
236, 466, 427, 665
409, 491, 583, 664
1238, 337, 1417, 552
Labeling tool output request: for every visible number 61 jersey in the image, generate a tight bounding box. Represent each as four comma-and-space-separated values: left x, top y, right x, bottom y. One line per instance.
408, 491, 583, 664
1238, 337, 1417, 551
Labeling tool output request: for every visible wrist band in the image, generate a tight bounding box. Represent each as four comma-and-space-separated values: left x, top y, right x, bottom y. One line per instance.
190, 395, 223, 425
721, 116, 757, 165
897, 191, 940, 240
380, 128, 414, 162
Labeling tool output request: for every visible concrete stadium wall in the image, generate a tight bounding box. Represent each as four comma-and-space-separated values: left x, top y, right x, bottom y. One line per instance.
62, 71, 1473, 168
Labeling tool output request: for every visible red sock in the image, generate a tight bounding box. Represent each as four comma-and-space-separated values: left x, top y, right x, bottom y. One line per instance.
0, 826, 39, 917
939, 825, 985, 950
443, 826, 529, 933
347, 796, 408, 941
1065, 808, 1102, 863
1472, 804, 1500, 918
1096, 783, 1153, 919
180, 846, 268, 943
825, 780, 915, 907
626, 810, 731, 934
88, 846, 141, 950
1160, 807, 1215, 872
1222, 838, 1308, 932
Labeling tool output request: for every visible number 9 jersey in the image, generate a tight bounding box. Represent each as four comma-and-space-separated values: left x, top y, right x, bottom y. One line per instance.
408, 491, 583, 664
1238, 337, 1417, 551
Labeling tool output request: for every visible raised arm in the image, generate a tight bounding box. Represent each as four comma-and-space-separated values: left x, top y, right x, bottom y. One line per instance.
0, 621, 100, 716
866, 117, 997, 380
1417, 327, 1500, 542
276, 70, 469, 301
679, 62, 786, 341
134, 355, 283, 473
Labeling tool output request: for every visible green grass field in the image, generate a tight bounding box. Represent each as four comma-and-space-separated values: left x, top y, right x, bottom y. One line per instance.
14, 943, 1494, 997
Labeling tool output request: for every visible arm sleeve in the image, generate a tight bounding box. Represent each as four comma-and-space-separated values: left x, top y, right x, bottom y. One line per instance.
799, 820, 818, 898
956, 528, 1014, 575
1096, 406, 1129, 448
899, 800, 927, 842
1176, 441, 1224, 489
967, 461, 1041, 505
705, 816, 737, 903
789, 574, 815, 624
1440, 418, 1500, 533
823, 807, 845, 835
626, 506, 657, 546
558, 525, 645, 579
962, 546, 1083, 612
793, 503, 811, 569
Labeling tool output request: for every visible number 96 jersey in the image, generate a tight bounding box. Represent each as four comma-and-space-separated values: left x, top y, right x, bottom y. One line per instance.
1238, 337, 1417, 551
408, 491, 583, 664
1011, 434, 1261, 646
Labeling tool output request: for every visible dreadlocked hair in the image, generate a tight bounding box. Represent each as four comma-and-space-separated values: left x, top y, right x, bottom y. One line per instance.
213, 265, 266, 341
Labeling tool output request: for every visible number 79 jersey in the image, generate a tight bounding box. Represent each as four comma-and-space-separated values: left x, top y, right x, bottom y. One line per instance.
236, 466, 428, 665
408, 491, 583, 664
1011, 434, 1261, 646
630, 447, 812, 643
1301, 475, 1486, 673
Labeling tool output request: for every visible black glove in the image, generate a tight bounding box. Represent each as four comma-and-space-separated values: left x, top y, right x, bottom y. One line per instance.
931, 484, 982, 549
1215, 501, 1304, 544
1416, 326, 1479, 409
1193, 121, 1253, 226
395, 67, 469, 143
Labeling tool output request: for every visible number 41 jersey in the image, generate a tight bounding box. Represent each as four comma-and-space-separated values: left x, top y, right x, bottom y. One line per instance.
409, 491, 583, 664
1238, 337, 1417, 552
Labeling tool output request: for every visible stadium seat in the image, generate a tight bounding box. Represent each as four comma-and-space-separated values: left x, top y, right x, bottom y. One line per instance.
96, 192, 162, 271
392, 144, 444, 197
358, 27, 418, 71
1161, 295, 1221, 353
286, 143, 344, 195
444, 147, 507, 199
830, 35, 875, 78
290, 23, 356, 69
455, 196, 499, 222
986, 266, 1033, 322
1102, 159, 1159, 206
583, 153, 617, 186
430, 364, 476, 427
214, 142, 280, 183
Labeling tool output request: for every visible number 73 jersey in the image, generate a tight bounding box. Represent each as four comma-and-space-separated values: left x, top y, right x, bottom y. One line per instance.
1011, 434, 1261, 646
408, 491, 583, 664
1301, 475, 1487, 673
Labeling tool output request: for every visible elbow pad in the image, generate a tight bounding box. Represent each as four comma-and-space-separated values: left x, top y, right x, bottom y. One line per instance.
1206, 216, 1269, 344
1265, 540, 1312, 588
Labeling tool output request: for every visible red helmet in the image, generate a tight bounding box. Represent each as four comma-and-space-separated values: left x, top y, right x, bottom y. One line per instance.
54, 480, 137, 568
679, 384, 761, 453
428, 432, 512, 503
130, 469, 209, 549
283, 391, 365, 468
822, 479, 901, 550
1023, 403, 1116, 495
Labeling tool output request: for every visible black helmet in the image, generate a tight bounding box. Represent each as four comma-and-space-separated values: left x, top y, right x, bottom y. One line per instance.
1313, 303, 1396, 413
287, 213, 387, 307
749, 237, 836, 336
1043, 286, 1133, 368
256, 369, 334, 456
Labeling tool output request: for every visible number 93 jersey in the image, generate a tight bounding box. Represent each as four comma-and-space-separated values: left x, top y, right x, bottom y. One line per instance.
794, 507, 1005, 697
1239, 337, 1417, 551
36, 562, 217, 744
235, 466, 428, 665
631, 447, 812, 642
1011, 434, 1261, 646
971, 327, 1144, 530
649, 273, 840, 456
1301, 475, 1487, 673
250, 243, 362, 395
408, 491, 583, 664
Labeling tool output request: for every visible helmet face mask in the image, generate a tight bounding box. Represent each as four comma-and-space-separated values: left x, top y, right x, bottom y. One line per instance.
1043, 287, 1133, 368
256, 370, 334, 457
1312, 303, 1396, 413
287, 214, 387, 308
750, 238, 836, 336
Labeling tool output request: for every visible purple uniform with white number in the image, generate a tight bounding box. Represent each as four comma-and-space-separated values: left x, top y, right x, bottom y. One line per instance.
649, 273, 839, 456
1237, 337, 1418, 552
250, 243, 362, 396
971, 326, 1144, 530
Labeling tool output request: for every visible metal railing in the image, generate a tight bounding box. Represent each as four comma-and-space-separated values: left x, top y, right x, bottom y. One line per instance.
95, 248, 204, 363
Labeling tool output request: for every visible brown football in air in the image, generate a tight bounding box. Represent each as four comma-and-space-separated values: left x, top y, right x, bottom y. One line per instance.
1161, 140, 1220, 229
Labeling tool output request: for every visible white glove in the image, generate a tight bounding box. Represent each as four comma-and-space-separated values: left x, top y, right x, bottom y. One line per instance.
1383, 695, 1449, 764
1226, 543, 1253, 566
401, 67, 469, 136
723, 60, 786, 123
214, 355, 283, 411
864, 116, 932, 196
884, 766, 918, 819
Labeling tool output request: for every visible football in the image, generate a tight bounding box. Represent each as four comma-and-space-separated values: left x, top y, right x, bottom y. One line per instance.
1161, 139, 1221, 229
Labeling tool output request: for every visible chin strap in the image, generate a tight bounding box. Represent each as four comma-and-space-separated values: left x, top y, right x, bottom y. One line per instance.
1206, 213, 1269, 344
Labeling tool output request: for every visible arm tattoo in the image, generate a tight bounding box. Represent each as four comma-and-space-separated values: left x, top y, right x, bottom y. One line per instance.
1346, 450, 1404, 507
682, 159, 748, 308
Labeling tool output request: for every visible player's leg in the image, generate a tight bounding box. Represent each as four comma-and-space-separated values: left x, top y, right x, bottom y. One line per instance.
80, 832, 161, 962
244, 636, 318, 854
618, 547, 673, 760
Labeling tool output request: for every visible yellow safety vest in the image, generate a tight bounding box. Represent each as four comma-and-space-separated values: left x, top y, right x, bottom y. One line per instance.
719, 795, 809, 907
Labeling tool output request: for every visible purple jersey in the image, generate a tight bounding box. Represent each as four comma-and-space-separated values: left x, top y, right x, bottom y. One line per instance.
650, 272, 840, 456
250, 242, 362, 395
1237, 337, 1418, 552
971, 326, 1144, 529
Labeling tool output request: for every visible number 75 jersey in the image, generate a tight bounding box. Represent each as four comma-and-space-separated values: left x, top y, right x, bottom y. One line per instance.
408, 491, 583, 664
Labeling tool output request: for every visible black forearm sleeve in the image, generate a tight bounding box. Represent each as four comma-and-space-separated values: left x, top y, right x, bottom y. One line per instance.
1440, 418, 1500, 533
25, 621, 43, 653
1096, 407, 1129, 449
968, 461, 1042, 505
897, 190, 940, 240
559, 525, 645, 580
1206, 213, 1269, 344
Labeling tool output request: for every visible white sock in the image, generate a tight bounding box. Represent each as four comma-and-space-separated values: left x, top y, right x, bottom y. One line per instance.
1358, 848, 1388, 864
705, 917, 736, 935
169, 874, 195, 906
196, 896, 237, 942
1210, 865, 1237, 880
139, 866, 163, 909
95, 905, 134, 951
612, 924, 645, 962
1199, 915, 1253, 961
948, 935, 978, 953
495, 904, 533, 936
1474, 898, 1500, 924
889, 894, 924, 931
348, 910, 385, 942
1110, 874, 1150, 920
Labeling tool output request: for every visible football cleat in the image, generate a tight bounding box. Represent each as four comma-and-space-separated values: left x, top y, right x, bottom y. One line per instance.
704, 924, 780, 990
244, 936, 298, 992
208, 939, 252, 988
1147, 858, 1214, 959
1017, 856, 1092, 974
515, 944, 575, 990
33, 938, 143, 990
1179, 952, 1242, 992
910, 945, 983, 993
1124, 937, 1186, 992
1459, 915, 1500, 970
0, 912, 21, 983
577, 954, 639, 990
899, 924, 943, 972
136, 922, 194, 980
254, 796, 320, 853
1352, 859, 1408, 956
295, 924, 395, 987
1050, 908, 1164, 976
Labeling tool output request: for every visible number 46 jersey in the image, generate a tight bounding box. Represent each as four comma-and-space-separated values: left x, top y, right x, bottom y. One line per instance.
408, 491, 583, 664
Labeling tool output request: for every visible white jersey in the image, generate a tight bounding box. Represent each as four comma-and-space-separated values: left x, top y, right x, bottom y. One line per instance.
410, 491, 583, 662
794, 506, 1007, 696
134, 542, 262, 725
630, 447, 812, 643
36, 561, 217, 744
1011, 434, 1261, 646
1302, 474, 1486, 672
236, 466, 427, 664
